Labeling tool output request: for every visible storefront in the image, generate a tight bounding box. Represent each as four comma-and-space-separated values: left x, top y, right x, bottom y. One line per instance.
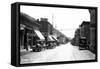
20, 13, 41, 51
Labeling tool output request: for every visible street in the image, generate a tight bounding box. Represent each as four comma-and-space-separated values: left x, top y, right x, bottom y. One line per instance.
20, 42, 95, 64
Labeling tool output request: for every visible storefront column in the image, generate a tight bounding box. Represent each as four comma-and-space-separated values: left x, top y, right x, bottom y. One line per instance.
31, 30, 34, 47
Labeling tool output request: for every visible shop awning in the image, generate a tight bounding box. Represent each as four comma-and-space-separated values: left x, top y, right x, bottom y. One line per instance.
34, 30, 45, 40
47, 35, 55, 41
52, 36, 58, 41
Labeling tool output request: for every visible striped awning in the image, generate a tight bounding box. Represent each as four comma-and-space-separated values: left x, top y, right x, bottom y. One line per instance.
34, 30, 45, 40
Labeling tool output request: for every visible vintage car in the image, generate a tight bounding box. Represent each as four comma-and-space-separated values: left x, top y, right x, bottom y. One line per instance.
31, 30, 46, 52
79, 37, 89, 50
45, 35, 57, 49
32, 40, 46, 52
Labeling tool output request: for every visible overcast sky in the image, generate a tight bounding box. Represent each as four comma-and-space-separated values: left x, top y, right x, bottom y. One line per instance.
20, 5, 90, 38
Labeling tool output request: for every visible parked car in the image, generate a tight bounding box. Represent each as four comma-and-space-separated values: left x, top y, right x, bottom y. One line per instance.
32, 40, 46, 52
79, 37, 89, 50
31, 30, 46, 52
45, 35, 57, 49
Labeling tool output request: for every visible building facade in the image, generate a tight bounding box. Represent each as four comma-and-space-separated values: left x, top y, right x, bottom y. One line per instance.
89, 9, 97, 53
20, 13, 41, 50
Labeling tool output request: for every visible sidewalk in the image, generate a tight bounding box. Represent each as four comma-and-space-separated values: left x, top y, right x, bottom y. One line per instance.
20, 46, 32, 56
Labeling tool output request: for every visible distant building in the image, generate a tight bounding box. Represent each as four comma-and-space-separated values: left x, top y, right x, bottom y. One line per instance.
71, 19, 96, 54
71, 28, 80, 46
36, 18, 53, 41
71, 21, 90, 46
79, 21, 90, 44
75, 28, 80, 46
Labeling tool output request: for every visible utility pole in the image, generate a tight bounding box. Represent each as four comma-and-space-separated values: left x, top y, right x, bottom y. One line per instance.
52, 13, 54, 35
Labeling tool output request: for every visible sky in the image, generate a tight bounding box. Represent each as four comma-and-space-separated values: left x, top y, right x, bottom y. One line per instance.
20, 5, 90, 38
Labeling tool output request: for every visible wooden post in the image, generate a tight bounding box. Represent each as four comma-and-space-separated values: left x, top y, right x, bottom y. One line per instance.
31, 30, 34, 47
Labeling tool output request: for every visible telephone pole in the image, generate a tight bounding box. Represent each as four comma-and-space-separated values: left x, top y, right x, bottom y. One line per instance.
52, 13, 54, 35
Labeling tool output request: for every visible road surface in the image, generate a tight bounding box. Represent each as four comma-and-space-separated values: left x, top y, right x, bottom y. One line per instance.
20, 42, 95, 64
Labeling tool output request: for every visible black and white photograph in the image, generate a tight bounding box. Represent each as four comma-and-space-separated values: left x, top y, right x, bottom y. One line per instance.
19, 4, 97, 64
0, 0, 99, 68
